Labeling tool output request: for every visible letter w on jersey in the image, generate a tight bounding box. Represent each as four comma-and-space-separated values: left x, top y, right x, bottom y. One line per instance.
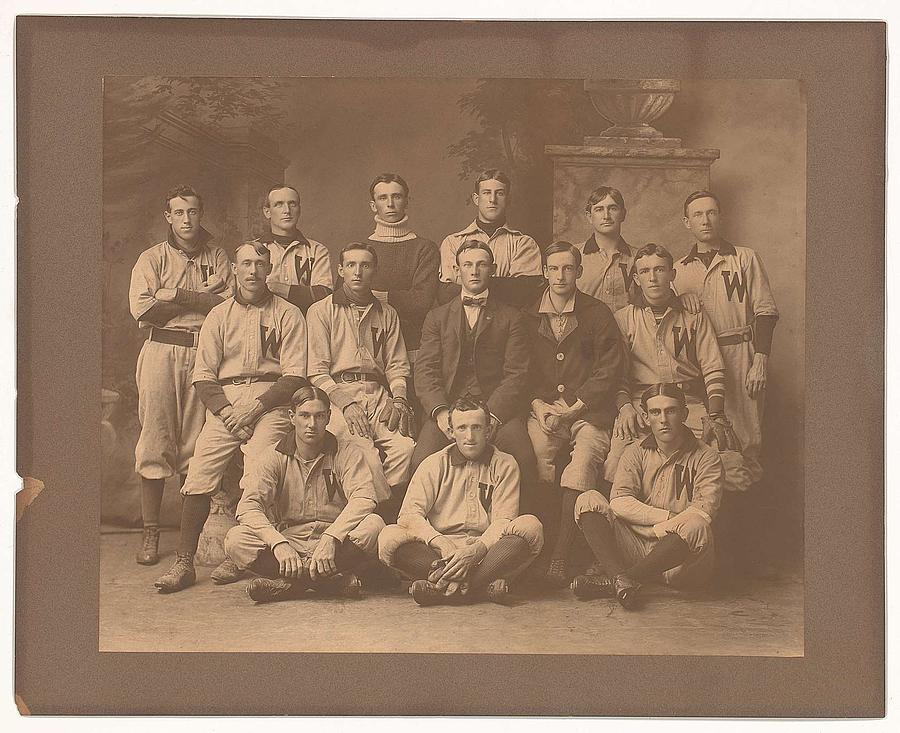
260, 325, 282, 359
720, 270, 748, 303
295, 255, 313, 286
479, 482, 495, 512
672, 325, 696, 358
323, 469, 343, 503
370, 327, 387, 361
673, 464, 695, 502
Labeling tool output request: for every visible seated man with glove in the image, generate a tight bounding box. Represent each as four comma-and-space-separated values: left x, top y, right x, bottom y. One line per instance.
571, 383, 724, 608
378, 397, 544, 606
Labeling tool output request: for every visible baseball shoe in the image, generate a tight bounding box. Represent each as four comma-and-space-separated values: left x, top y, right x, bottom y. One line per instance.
153, 552, 196, 593
246, 577, 308, 604
314, 573, 364, 599
210, 557, 245, 585
485, 578, 513, 606
613, 573, 641, 610
544, 558, 570, 588
135, 526, 160, 566
570, 572, 615, 600
409, 579, 449, 606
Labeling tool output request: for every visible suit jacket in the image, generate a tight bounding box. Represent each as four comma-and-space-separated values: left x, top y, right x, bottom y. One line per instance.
415, 295, 530, 424
523, 289, 624, 429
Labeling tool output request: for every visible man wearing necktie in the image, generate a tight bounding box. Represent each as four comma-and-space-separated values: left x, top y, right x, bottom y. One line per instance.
413, 240, 538, 516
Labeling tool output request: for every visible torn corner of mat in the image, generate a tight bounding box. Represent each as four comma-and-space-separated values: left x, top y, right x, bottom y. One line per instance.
15, 693, 30, 715
15, 476, 44, 522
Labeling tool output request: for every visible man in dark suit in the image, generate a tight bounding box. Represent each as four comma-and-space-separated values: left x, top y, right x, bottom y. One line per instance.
411, 240, 538, 518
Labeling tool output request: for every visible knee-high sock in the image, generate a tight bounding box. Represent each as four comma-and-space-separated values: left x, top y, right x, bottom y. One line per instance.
578, 510, 625, 576
392, 541, 441, 580
551, 489, 580, 561
375, 484, 407, 524
177, 494, 211, 556
468, 535, 531, 590
627, 532, 691, 582
140, 477, 165, 528
334, 539, 368, 573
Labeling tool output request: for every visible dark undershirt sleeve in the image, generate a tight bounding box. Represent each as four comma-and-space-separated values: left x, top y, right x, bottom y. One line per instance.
256, 375, 309, 411
285, 285, 331, 314
173, 288, 224, 314
193, 380, 231, 415
753, 315, 778, 355
137, 301, 191, 327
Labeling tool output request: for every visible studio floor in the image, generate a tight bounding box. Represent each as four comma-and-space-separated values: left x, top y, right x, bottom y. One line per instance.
99, 529, 804, 656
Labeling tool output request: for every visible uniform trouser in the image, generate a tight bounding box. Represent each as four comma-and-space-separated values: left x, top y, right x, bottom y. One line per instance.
574, 490, 716, 588
225, 514, 385, 570
410, 416, 539, 513
603, 397, 707, 483
527, 412, 611, 491
377, 514, 545, 579
134, 338, 205, 479
181, 382, 293, 496
326, 381, 415, 502
720, 341, 764, 486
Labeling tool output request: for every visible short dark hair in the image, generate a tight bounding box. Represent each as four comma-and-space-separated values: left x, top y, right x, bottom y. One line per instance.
683, 190, 721, 217
640, 383, 688, 412
584, 186, 626, 213
290, 385, 331, 410
473, 169, 511, 194
369, 173, 410, 200
455, 239, 494, 266
448, 397, 491, 428
339, 242, 378, 267
165, 184, 203, 212
233, 241, 271, 260
633, 243, 674, 270
542, 240, 582, 269
264, 185, 301, 209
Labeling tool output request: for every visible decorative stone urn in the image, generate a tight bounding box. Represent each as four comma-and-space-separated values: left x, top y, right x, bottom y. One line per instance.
583, 79, 681, 144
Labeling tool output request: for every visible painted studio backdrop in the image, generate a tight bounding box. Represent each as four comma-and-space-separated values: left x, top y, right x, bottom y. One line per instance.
101, 77, 805, 563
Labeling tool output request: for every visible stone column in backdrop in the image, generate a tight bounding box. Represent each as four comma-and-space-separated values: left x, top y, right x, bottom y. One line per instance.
546, 80, 720, 260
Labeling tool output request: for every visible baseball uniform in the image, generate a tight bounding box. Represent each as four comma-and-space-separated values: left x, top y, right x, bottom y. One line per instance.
306, 287, 414, 499
575, 429, 724, 587
259, 229, 333, 313
182, 289, 308, 495
224, 430, 385, 569
604, 295, 727, 481
576, 234, 638, 313
128, 228, 233, 479
674, 241, 779, 482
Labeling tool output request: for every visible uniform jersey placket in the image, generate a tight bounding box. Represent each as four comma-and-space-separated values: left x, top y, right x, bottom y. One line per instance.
654, 309, 675, 381
243, 303, 260, 371
464, 464, 480, 531
703, 256, 726, 328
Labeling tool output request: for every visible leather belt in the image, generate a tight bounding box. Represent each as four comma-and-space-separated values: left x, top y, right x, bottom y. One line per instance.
219, 374, 281, 386
150, 327, 199, 348
337, 371, 383, 383
718, 330, 753, 346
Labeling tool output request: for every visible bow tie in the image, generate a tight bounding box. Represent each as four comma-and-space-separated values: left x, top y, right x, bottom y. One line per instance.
462, 297, 486, 308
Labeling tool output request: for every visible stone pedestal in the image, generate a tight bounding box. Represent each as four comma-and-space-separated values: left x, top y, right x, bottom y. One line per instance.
545, 80, 720, 260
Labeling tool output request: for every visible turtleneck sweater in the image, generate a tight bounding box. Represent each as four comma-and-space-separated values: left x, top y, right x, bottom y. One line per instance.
370, 215, 418, 243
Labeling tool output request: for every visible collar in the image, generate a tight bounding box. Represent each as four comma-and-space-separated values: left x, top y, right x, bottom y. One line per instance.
640, 427, 698, 453
332, 283, 381, 310
276, 429, 338, 458
234, 286, 273, 307
632, 288, 682, 311
461, 289, 489, 305
582, 233, 631, 256
538, 287, 576, 315
258, 229, 311, 248
371, 215, 417, 242
681, 239, 736, 263
449, 443, 495, 466
166, 226, 212, 253
456, 219, 521, 237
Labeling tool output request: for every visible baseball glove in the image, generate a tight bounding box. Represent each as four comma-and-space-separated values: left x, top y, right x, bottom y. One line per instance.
379, 396, 416, 438
701, 413, 742, 453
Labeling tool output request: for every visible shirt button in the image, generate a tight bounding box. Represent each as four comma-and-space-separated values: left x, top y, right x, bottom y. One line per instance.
556, 352, 564, 361
557, 384, 565, 393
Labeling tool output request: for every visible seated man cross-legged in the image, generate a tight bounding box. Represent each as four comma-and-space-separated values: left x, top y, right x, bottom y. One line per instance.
571, 383, 724, 609
224, 386, 386, 603
378, 398, 544, 606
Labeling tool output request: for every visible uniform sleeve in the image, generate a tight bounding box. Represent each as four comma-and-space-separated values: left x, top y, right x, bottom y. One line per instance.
695, 312, 726, 412
439, 233, 460, 284
610, 446, 671, 526
128, 251, 160, 322
413, 308, 448, 417
575, 304, 626, 412
214, 246, 235, 297
323, 444, 381, 542
509, 234, 543, 277
613, 307, 636, 403
310, 241, 334, 290
685, 448, 724, 523
486, 309, 531, 424
397, 456, 444, 545
235, 449, 289, 549
305, 301, 342, 400
383, 306, 411, 399
746, 250, 779, 319
386, 239, 440, 330
192, 307, 225, 384
479, 455, 520, 548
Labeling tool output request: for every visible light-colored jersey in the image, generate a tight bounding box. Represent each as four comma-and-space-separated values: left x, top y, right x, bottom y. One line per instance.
306, 291, 410, 398
398, 444, 520, 549
192, 292, 307, 383
129, 236, 233, 331
614, 302, 726, 402
439, 220, 541, 283
235, 431, 380, 547
261, 233, 333, 290
576, 235, 637, 313
673, 241, 779, 338
610, 430, 723, 525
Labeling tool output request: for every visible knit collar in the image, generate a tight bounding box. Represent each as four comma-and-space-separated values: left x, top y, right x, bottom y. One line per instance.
370, 215, 417, 242
449, 443, 495, 466
633, 288, 681, 311
166, 226, 212, 254
456, 219, 522, 238
582, 233, 631, 256
258, 229, 311, 248
333, 282, 380, 310
682, 239, 737, 263
276, 429, 338, 458
234, 285, 273, 307
640, 427, 698, 453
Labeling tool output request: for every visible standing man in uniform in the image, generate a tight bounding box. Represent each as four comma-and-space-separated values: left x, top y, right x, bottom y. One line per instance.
438, 169, 544, 308
224, 386, 386, 603
306, 242, 416, 520
577, 186, 638, 312
571, 383, 724, 609
674, 190, 779, 486
378, 397, 544, 606
258, 184, 333, 314
128, 184, 233, 566
524, 241, 624, 586
153, 241, 308, 593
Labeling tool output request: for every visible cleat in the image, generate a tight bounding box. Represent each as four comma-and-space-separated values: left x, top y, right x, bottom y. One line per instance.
545, 558, 570, 588
136, 526, 160, 565
246, 577, 307, 604
613, 573, 641, 610
410, 579, 446, 606
571, 572, 615, 599
315, 572, 363, 599
153, 552, 196, 593
211, 557, 245, 585
486, 578, 512, 605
